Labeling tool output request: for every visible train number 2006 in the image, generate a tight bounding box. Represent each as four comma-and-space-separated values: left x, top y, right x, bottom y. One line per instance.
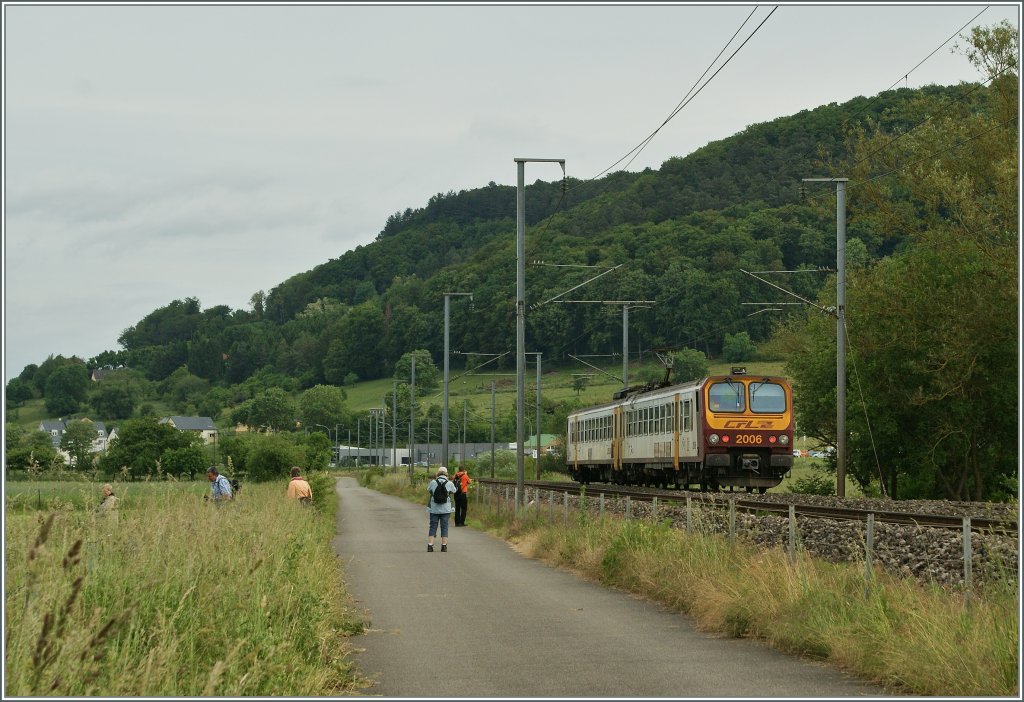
734, 434, 763, 445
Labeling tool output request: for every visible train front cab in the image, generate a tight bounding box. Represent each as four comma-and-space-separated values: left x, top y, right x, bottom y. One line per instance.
700, 374, 794, 493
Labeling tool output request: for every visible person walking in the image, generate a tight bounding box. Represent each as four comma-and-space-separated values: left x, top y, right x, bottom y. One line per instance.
287, 466, 313, 506
206, 466, 233, 505
426, 466, 456, 552
452, 465, 471, 526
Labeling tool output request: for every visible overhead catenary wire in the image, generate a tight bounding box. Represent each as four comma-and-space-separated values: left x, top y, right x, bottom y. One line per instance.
843, 316, 889, 498
571, 6, 777, 194
838, 5, 991, 131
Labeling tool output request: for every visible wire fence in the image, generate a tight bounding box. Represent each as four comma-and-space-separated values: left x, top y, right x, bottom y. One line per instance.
475, 484, 1018, 593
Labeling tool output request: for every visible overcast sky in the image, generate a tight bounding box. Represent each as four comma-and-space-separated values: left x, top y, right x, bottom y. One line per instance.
4, 2, 1019, 381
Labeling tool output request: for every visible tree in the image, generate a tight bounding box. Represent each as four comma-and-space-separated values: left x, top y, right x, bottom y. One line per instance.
722, 332, 757, 363
299, 384, 348, 432
44, 363, 90, 416
61, 419, 98, 470
90, 383, 135, 419
5, 378, 34, 408
670, 348, 710, 383
394, 349, 440, 391
160, 445, 207, 479
246, 433, 303, 481
572, 375, 590, 396
781, 26, 1017, 500
246, 388, 297, 432
5, 424, 58, 473
34, 354, 75, 395
160, 367, 209, 413
101, 417, 196, 479
302, 432, 331, 471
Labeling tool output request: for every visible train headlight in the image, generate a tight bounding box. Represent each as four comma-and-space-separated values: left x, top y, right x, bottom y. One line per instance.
708, 434, 720, 445
779, 435, 790, 445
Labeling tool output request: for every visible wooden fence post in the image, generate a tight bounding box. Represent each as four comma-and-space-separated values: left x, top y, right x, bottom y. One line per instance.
788, 505, 796, 563
963, 516, 973, 606
865, 513, 874, 583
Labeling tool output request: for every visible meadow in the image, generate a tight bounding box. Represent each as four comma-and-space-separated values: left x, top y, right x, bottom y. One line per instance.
345, 359, 789, 418
4, 477, 366, 696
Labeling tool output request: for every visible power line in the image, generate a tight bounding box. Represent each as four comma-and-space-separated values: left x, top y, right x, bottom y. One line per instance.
571, 6, 777, 195
839, 6, 990, 131
843, 63, 1013, 177
858, 116, 1016, 188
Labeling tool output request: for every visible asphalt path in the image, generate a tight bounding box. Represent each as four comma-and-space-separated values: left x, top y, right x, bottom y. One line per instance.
333, 477, 888, 698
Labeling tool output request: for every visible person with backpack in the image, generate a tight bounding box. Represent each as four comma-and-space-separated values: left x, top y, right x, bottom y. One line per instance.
452, 465, 471, 527
206, 466, 233, 506
426, 466, 457, 552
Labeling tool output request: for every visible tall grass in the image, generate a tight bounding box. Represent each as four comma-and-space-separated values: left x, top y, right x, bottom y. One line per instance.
4, 480, 366, 696
362, 473, 1019, 696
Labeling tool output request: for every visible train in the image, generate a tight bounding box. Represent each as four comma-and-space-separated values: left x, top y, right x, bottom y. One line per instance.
566, 367, 794, 493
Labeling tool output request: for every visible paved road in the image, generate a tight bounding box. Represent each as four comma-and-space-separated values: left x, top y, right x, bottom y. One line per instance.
333, 477, 888, 698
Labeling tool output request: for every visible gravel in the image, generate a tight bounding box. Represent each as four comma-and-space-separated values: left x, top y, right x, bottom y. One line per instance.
516, 487, 1019, 587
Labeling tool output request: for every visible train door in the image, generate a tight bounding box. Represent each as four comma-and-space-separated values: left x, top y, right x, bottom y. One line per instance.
570, 417, 579, 474
673, 393, 681, 472
612, 406, 623, 473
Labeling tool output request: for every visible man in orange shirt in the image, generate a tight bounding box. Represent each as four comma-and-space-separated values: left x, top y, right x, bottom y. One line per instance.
452, 465, 471, 526
287, 466, 313, 506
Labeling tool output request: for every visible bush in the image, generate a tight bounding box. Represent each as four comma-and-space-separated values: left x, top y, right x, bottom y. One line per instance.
306, 470, 334, 511
246, 434, 304, 482
160, 445, 207, 479
791, 472, 836, 496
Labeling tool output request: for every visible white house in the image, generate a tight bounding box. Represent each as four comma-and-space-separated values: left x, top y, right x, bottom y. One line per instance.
159, 416, 218, 444
37, 418, 109, 464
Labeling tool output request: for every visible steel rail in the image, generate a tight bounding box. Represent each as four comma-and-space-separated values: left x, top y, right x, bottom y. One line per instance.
476, 478, 1018, 533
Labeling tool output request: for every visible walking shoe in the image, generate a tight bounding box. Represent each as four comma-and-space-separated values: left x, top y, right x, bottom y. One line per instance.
440, 544, 447, 552
427, 544, 434, 552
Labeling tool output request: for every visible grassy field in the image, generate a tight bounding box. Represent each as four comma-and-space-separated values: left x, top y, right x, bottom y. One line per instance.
346, 359, 788, 415
4, 478, 367, 696
13, 358, 789, 434
360, 471, 1019, 696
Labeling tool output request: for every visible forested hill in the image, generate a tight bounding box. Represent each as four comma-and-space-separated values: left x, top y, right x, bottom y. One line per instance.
37, 83, 983, 390
260, 83, 965, 324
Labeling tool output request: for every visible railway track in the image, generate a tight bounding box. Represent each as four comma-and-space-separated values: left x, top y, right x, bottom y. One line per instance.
476, 478, 1018, 533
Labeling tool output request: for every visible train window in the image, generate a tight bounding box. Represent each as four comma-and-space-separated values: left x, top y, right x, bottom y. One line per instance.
683, 400, 692, 431
708, 382, 745, 412
750, 382, 787, 413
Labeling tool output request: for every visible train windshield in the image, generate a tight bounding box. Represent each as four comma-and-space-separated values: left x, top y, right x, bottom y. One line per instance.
749, 381, 787, 413
708, 382, 745, 412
